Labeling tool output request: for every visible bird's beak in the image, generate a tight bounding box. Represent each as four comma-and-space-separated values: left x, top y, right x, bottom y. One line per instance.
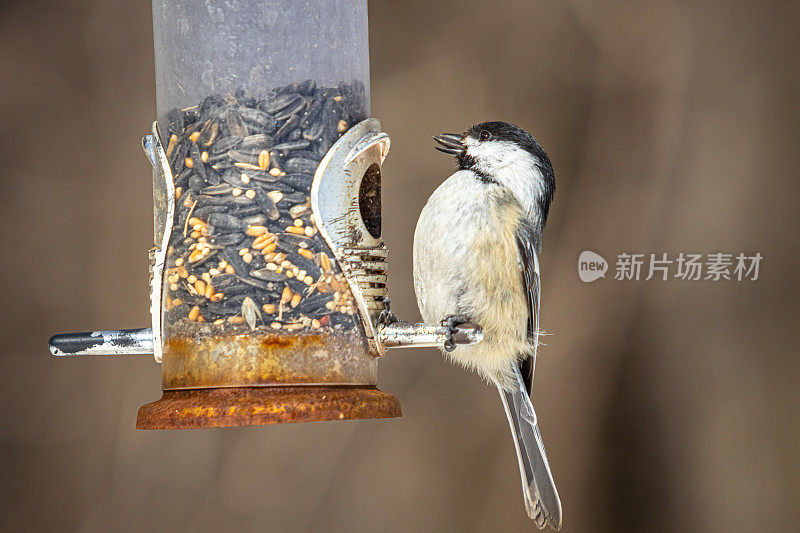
433, 133, 465, 156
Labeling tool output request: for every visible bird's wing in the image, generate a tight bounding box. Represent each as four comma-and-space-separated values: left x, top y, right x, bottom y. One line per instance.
512, 230, 561, 529
516, 230, 541, 396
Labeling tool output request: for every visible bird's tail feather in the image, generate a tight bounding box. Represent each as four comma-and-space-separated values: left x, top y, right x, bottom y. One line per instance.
498, 366, 562, 530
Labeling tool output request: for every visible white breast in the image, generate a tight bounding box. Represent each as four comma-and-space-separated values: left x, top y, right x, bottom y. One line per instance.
413, 170, 533, 389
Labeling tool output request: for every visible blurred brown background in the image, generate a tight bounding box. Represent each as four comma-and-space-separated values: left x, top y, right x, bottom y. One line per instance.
1, 1, 798, 531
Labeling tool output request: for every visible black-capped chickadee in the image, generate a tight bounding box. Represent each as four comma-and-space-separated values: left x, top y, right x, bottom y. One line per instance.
413, 121, 561, 529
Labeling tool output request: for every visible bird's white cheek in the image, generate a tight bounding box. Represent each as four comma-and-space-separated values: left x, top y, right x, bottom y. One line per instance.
467, 141, 516, 174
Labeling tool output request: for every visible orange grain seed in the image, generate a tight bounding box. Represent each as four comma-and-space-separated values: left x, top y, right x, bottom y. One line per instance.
246, 225, 268, 236
258, 150, 270, 170
281, 286, 293, 304
166, 134, 178, 157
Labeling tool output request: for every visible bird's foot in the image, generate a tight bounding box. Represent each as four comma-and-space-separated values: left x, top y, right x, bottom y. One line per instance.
377, 297, 398, 326
442, 314, 470, 352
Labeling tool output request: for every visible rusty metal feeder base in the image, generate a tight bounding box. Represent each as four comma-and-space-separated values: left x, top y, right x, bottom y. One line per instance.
136, 386, 401, 429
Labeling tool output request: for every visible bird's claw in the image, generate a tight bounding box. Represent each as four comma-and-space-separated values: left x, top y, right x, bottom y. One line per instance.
378, 297, 398, 326
379, 309, 398, 326
442, 315, 469, 352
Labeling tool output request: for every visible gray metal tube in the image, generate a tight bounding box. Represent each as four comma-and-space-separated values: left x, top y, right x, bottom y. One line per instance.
378, 322, 483, 349
49, 329, 154, 357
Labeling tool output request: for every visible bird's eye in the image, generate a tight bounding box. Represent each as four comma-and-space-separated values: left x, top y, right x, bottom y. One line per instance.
479, 130, 492, 141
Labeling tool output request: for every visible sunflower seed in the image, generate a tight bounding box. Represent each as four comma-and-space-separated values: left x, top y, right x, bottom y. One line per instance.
274, 140, 310, 151
303, 119, 324, 141
210, 233, 244, 246
211, 135, 242, 154
273, 114, 299, 141
263, 92, 302, 114
239, 107, 276, 130
201, 183, 233, 196
299, 79, 317, 96
208, 213, 246, 231
221, 168, 248, 188
243, 214, 267, 226
239, 133, 274, 151
227, 149, 260, 166
225, 110, 249, 138
280, 191, 308, 204
274, 97, 307, 121
205, 168, 222, 185
194, 205, 228, 218
284, 158, 319, 174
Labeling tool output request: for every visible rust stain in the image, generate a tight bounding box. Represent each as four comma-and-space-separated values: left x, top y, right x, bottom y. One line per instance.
162, 329, 378, 389
136, 386, 402, 429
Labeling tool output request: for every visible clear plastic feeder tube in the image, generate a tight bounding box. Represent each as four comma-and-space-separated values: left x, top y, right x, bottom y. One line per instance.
151, 0, 376, 389
152, 0, 369, 119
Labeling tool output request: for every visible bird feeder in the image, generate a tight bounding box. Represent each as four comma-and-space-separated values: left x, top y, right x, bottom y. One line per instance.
50, 0, 481, 429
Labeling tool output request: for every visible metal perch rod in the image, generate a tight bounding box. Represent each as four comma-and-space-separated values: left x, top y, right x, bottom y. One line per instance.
378, 322, 483, 348
49, 328, 154, 356
49, 322, 482, 357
